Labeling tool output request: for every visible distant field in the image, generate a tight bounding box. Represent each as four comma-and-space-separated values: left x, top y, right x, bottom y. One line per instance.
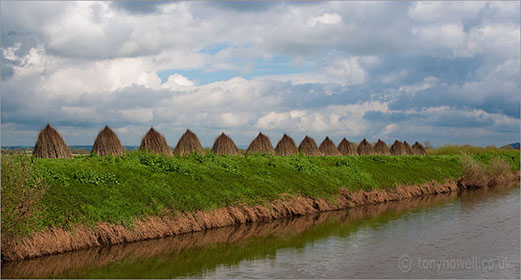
1, 148, 519, 238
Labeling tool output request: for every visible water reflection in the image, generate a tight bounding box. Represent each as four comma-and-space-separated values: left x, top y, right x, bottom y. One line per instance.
3, 185, 519, 279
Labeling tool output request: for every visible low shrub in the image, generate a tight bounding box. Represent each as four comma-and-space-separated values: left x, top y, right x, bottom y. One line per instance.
460, 154, 515, 188
1, 153, 49, 237
489, 157, 512, 178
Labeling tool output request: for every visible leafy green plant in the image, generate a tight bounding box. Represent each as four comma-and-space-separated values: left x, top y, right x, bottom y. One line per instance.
1, 153, 49, 237
73, 170, 119, 186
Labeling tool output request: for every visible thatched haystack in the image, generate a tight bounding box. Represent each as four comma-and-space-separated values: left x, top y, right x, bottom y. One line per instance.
357, 138, 376, 155
212, 132, 239, 156
33, 124, 72, 158
412, 142, 427, 155
319, 137, 341, 156
91, 125, 124, 156
139, 127, 172, 155
174, 129, 204, 156
390, 140, 405, 155
374, 139, 391, 155
245, 132, 275, 155
403, 141, 414, 155
275, 134, 298, 156
298, 136, 322, 156
337, 138, 357, 156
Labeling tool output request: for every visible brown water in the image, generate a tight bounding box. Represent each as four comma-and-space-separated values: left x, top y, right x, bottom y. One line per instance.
3, 185, 519, 279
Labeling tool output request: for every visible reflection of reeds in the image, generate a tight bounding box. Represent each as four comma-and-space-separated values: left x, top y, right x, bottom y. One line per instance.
3, 172, 519, 269
1, 190, 470, 279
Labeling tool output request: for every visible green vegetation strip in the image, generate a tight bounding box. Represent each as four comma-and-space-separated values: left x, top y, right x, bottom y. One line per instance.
1, 149, 519, 237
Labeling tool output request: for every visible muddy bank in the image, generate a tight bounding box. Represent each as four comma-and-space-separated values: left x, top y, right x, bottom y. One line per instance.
2, 172, 519, 262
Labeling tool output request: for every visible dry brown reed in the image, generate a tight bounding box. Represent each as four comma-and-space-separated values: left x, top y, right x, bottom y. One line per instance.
298, 136, 322, 156
275, 134, 298, 156
211, 133, 239, 156
403, 141, 414, 155
33, 124, 72, 158
174, 129, 204, 156
374, 139, 391, 155
357, 138, 375, 155
337, 138, 357, 156
319, 137, 341, 156
412, 141, 427, 155
139, 127, 172, 155
91, 125, 124, 156
390, 140, 405, 155
245, 132, 275, 155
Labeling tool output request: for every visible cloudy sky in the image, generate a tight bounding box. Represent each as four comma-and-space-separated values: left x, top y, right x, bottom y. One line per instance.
1, 1, 519, 147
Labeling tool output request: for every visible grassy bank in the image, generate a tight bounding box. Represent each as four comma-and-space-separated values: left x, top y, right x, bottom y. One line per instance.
1, 149, 519, 238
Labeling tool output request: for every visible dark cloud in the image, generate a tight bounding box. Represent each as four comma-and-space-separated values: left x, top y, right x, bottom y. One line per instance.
364, 108, 497, 129
208, 1, 279, 12
111, 1, 169, 14
1, 65, 13, 80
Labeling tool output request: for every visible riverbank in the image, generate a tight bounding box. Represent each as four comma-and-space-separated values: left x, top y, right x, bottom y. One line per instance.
2, 168, 519, 262
0, 189, 482, 278
2, 150, 519, 261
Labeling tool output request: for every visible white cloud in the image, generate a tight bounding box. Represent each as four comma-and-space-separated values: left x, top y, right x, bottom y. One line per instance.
321, 57, 367, 85
2, 43, 21, 60
408, 1, 486, 22
459, 24, 520, 58
411, 22, 520, 59
162, 74, 195, 89
382, 123, 398, 136
307, 13, 342, 27
255, 102, 388, 135
118, 108, 154, 124
412, 23, 466, 50
213, 113, 249, 127
399, 76, 439, 95
258, 56, 367, 86
38, 56, 164, 97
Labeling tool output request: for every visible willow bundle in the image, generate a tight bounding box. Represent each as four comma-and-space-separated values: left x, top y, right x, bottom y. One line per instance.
91, 125, 124, 156
139, 127, 172, 155
33, 124, 72, 158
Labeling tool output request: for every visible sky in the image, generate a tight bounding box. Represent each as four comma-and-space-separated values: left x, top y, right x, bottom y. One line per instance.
1, 1, 520, 148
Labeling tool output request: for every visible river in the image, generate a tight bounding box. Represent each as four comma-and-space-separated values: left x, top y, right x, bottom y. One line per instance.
3, 185, 519, 279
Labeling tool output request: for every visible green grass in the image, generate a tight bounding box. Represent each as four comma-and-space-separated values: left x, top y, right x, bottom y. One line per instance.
2, 149, 519, 236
